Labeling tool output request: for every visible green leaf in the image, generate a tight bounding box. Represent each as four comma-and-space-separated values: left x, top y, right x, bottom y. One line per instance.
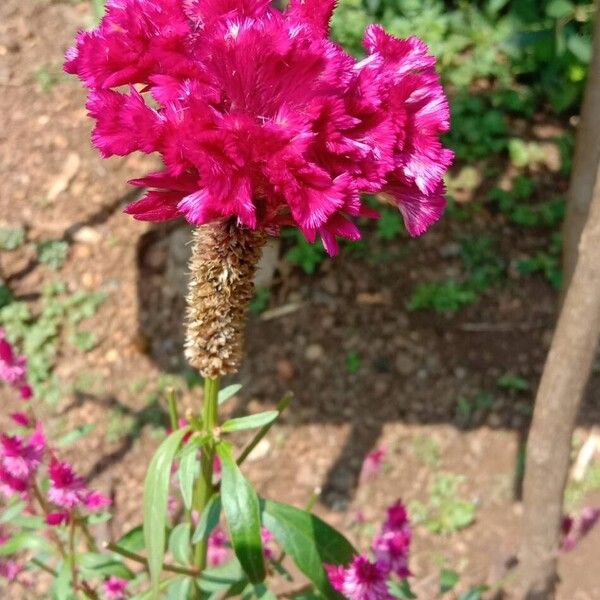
197, 559, 245, 593
219, 384, 243, 405
216, 441, 266, 583
52, 561, 74, 600
440, 569, 460, 594
0, 501, 26, 524
115, 525, 145, 553
179, 443, 199, 511
168, 523, 191, 566
192, 494, 222, 544
166, 577, 192, 600
79, 553, 134, 580
143, 426, 191, 598
0, 531, 53, 556
388, 579, 417, 599
546, 0, 574, 18
261, 499, 356, 599
253, 583, 278, 599
57, 424, 95, 448
457, 586, 490, 600
221, 411, 279, 433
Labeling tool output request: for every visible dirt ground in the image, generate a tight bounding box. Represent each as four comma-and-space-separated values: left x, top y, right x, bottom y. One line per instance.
1, 1, 600, 598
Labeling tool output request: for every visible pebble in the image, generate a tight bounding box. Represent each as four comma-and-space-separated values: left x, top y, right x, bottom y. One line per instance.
276, 359, 295, 381
72, 226, 101, 245
305, 343, 324, 362
396, 354, 417, 376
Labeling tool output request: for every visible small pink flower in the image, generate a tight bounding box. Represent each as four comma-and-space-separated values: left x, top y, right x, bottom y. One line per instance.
261, 526, 275, 560
0, 329, 32, 400
103, 576, 129, 600
0, 558, 23, 582
561, 507, 600, 552
46, 511, 70, 526
10, 412, 31, 428
0, 466, 28, 498
0, 423, 45, 480
326, 555, 392, 600
360, 448, 386, 483
372, 500, 411, 578
207, 527, 230, 567
48, 458, 110, 512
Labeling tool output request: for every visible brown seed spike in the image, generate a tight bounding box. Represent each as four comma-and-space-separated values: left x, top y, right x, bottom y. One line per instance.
184, 221, 266, 378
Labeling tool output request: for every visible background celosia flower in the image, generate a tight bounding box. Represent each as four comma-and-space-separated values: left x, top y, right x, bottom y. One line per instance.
48, 459, 111, 511
359, 447, 386, 483
326, 555, 393, 600
372, 500, 412, 578
561, 506, 600, 552
0, 329, 32, 400
207, 527, 230, 566
65, 0, 452, 256
103, 576, 129, 600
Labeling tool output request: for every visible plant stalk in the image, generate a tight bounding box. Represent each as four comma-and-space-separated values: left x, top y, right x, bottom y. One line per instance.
193, 376, 220, 572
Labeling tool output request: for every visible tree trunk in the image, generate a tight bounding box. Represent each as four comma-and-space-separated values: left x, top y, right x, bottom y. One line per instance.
562, 11, 600, 291
519, 154, 600, 598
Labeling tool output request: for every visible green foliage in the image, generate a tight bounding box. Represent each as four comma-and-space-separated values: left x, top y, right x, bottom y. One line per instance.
440, 568, 460, 594
261, 499, 356, 599
455, 392, 494, 427
217, 441, 266, 584
37, 240, 69, 269
285, 231, 327, 274
0, 281, 105, 402
497, 373, 530, 392
408, 280, 477, 314
376, 208, 404, 241
143, 427, 191, 596
517, 232, 563, 289
0, 226, 26, 250
410, 474, 477, 535
221, 411, 279, 433
250, 288, 271, 314
565, 460, 600, 509
345, 350, 362, 374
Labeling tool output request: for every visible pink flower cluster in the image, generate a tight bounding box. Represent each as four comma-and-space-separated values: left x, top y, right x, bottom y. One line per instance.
561, 506, 600, 552
65, 0, 452, 255
0, 329, 32, 400
326, 500, 411, 600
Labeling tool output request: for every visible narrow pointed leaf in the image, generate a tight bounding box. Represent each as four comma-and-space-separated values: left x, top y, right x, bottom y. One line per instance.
179, 443, 199, 511
221, 411, 279, 433
143, 426, 190, 598
168, 523, 191, 565
216, 442, 265, 583
192, 494, 222, 543
261, 500, 356, 599
218, 384, 242, 405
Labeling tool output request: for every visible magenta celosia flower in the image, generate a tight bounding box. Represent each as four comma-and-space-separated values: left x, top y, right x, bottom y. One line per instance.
561, 507, 600, 552
10, 412, 31, 428
360, 447, 386, 483
326, 555, 393, 600
207, 527, 230, 567
372, 500, 411, 578
261, 526, 275, 560
0, 423, 45, 497
46, 511, 70, 527
65, 0, 452, 256
0, 558, 23, 582
48, 459, 111, 511
103, 576, 129, 600
0, 329, 32, 400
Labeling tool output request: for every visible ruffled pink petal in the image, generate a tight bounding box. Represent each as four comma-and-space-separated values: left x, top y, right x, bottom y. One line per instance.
382, 179, 446, 237
124, 191, 184, 222
285, 0, 337, 34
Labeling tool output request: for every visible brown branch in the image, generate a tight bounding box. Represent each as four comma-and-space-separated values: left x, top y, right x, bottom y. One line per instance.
519, 132, 600, 596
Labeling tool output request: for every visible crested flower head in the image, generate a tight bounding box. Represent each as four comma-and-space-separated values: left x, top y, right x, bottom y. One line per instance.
103, 576, 129, 600
48, 459, 111, 511
207, 526, 230, 566
326, 555, 393, 600
372, 499, 412, 578
0, 329, 32, 400
65, 0, 452, 256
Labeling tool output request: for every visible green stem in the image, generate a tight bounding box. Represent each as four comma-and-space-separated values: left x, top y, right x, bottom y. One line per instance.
167, 387, 179, 431
193, 377, 220, 572
69, 514, 79, 599
105, 543, 199, 577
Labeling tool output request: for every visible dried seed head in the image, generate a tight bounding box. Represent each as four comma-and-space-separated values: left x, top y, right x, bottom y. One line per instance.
185, 221, 266, 378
